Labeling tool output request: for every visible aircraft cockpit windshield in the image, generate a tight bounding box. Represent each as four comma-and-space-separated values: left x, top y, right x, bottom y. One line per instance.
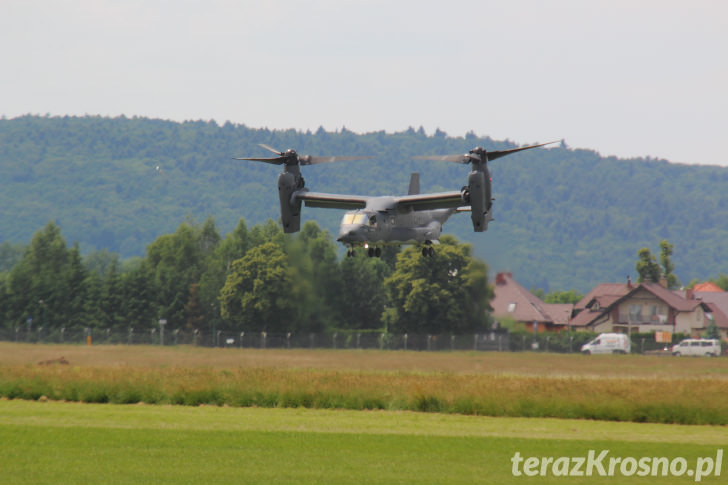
341, 213, 369, 226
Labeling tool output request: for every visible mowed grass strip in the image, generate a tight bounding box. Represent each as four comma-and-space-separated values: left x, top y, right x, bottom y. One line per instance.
1, 401, 726, 484
2, 364, 728, 424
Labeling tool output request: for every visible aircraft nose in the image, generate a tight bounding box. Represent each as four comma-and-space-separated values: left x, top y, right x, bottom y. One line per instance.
337, 227, 360, 242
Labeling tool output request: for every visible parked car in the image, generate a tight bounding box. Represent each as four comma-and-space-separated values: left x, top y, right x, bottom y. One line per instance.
581, 333, 631, 355
671, 339, 721, 357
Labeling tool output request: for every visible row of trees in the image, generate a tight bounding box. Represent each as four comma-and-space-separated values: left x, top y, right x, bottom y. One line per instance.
4, 115, 728, 292
0, 219, 493, 336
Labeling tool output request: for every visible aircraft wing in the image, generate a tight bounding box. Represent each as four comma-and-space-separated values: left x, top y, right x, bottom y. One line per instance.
394, 191, 464, 211
296, 191, 369, 210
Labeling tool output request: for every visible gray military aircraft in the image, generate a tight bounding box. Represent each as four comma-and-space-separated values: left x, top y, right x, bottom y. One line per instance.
235, 141, 555, 257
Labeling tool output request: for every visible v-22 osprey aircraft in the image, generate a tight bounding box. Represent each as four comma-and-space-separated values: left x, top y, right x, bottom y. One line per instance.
235, 141, 555, 258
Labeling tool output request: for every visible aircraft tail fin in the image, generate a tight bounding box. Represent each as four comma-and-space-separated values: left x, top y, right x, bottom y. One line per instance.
408, 173, 420, 195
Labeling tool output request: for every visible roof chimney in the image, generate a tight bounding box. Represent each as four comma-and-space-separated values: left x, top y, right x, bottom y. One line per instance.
626, 275, 633, 289
495, 272, 511, 285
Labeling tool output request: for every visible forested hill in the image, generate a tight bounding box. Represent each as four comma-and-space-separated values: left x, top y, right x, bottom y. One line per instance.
1, 115, 727, 292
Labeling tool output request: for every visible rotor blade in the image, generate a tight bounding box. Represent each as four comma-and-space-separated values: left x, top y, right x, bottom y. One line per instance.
304, 155, 374, 165
258, 143, 283, 156
232, 156, 285, 165
412, 154, 469, 163
485, 141, 558, 161
414, 140, 558, 163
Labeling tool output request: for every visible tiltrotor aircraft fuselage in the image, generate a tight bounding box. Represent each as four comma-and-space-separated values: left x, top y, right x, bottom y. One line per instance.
235, 141, 555, 257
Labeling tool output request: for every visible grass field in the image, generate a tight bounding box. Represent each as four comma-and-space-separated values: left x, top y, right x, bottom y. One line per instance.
1, 343, 727, 482
2, 343, 728, 424
1, 400, 726, 484
3, 342, 728, 377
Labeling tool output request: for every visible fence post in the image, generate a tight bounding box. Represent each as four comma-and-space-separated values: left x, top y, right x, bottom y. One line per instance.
427, 334, 432, 351
356, 333, 361, 349
403, 333, 408, 351
159, 320, 166, 346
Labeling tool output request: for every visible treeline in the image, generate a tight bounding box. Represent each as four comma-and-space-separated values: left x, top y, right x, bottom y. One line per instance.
2, 115, 728, 292
0, 220, 492, 336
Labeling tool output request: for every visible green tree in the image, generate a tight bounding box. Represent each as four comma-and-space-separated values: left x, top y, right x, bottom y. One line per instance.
659, 240, 679, 289
705, 321, 720, 340
0, 242, 24, 273
97, 258, 125, 330
145, 221, 207, 327
119, 260, 155, 329
337, 254, 390, 330
285, 221, 343, 332
219, 242, 295, 332
713, 274, 728, 291
63, 243, 92, 328
635, 247, 661, 283
636, 240, 679, 289
6, 222, 70, 329
543, 290, 583, 304
382, 236, 491, 334
197, 218, 252, 331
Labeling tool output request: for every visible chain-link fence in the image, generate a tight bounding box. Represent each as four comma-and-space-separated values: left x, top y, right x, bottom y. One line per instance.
2, 326, 695, 354
0, 326, 513, 351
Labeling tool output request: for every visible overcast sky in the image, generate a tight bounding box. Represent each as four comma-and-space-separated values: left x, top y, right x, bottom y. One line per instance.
2, 1, 727, 166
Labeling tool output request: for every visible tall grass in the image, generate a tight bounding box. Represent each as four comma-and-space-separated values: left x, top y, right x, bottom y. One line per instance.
1, 365, 727, 425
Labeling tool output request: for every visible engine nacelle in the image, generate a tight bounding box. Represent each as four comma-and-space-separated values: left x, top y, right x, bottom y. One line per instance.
277, 171, 302, 233
467, 170, 491, 232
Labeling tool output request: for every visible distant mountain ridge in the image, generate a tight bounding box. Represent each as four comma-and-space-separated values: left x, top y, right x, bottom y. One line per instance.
1, 115, 727, 292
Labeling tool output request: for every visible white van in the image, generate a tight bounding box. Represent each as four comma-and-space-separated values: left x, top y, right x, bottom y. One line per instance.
581, 333, 631, 355
671, 339, 721, 357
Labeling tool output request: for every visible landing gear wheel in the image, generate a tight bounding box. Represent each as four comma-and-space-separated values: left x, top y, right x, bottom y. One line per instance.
375, 247, 382, 258
428, 247, 435, 257
368, 248, 375, 258
422, 247, 429, 257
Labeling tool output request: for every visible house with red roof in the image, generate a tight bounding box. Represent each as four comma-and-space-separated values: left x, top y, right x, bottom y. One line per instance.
571, 278, 728, 337
491, 272, 573, 333
692, 282, 724, 293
